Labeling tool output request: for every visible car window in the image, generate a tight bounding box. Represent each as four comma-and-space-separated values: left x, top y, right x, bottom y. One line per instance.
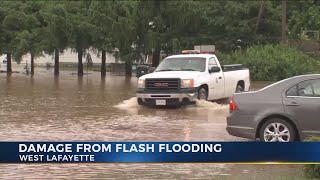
286, 85, 298, 96
208, 57, 217, 70
287, 79, 320, 97
314, 80, 320, 95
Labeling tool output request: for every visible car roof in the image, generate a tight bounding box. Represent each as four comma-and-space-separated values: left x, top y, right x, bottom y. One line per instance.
259, 74, 320, 92
165, 54, 216, 59
289, 74, 320, 80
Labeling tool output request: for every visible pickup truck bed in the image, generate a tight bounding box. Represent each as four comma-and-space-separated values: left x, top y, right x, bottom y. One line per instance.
222, 64, 247, 72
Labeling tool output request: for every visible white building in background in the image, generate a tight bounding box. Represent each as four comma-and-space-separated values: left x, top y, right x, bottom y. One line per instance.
0, 48, 117, 68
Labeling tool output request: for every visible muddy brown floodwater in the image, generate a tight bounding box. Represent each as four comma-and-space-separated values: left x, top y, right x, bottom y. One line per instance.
0, 70, 304, 179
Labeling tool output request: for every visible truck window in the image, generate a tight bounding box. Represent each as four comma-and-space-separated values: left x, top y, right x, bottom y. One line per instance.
208, 57, 218, 70
155, 57, 206, 72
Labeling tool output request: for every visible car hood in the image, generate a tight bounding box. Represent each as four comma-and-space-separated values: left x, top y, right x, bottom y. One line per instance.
139, 71, 202, 80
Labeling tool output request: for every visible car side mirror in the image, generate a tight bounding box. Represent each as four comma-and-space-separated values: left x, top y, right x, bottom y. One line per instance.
209, 66, 221, 73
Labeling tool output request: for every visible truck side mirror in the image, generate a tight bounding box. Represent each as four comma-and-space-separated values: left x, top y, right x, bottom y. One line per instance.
209, 66, 221, 73
149, 67, 156, 73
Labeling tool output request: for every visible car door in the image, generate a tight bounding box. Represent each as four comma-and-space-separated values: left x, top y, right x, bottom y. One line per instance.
283, 79, 320, 137
208, 57, 224, 99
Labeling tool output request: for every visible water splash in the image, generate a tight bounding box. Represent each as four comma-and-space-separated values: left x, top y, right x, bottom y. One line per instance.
114, 97, 139, 109
195, 100, 228, 110
115, 97, 227, 110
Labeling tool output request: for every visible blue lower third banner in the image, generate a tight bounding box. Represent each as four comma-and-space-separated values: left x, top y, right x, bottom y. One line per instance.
1, 142, 320, 163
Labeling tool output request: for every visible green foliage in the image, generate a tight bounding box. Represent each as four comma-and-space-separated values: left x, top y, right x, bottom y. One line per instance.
0, 0, 319, 74
0, 1, 24, 56
199, 1, 282, 52
89, 1, 114, 52
305, 136, 320, 142
110, 1, 138, 62
221, 44, 320, 81
289, 0, 320, 39
11, 1, 46, 62
65, 1, 93, 52
131, 0, 283, 62
304, 137, 320, 178
304, 165, 320, 179
40, 1, 70, 54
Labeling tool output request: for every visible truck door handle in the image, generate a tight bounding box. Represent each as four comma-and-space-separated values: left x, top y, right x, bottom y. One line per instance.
285, 101, 300, 106
218, 76, 223, 79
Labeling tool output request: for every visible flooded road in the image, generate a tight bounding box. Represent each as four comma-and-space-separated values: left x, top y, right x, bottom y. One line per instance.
0, 70, 303, 179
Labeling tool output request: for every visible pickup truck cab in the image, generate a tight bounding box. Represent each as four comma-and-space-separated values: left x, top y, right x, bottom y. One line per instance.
136, 52, 250, 106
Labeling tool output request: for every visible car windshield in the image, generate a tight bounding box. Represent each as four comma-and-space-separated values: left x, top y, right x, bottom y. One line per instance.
155, 57, 206, 72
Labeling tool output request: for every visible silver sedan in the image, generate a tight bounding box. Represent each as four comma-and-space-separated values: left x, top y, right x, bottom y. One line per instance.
227, 74, 320, 142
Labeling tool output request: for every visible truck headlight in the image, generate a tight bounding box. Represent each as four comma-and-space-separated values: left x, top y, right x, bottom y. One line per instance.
137, 79, 145, 89
181, 79, 194, 88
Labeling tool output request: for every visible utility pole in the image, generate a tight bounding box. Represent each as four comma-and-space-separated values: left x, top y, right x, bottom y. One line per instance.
281, 0, 288, 43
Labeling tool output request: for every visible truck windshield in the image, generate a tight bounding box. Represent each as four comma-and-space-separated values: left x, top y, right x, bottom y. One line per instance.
155, 57, 206, 72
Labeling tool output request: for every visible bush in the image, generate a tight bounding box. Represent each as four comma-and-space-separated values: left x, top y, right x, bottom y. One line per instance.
304, 137, 320, 179
219, 44, 320, 81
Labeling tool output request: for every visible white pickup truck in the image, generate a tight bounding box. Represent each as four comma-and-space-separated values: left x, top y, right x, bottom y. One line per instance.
136, 52, 250, 106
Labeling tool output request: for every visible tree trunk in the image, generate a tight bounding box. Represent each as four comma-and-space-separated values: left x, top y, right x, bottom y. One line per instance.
125, 62, 132, 77
151, 48, 161, 67
54, 48, 59, 76
78, 49, 83, 76
30, 53, 34, 76
6, 53, 12, 74
281, 0, 288, 43
101, 50, 106, 77
255, 0, 265, 34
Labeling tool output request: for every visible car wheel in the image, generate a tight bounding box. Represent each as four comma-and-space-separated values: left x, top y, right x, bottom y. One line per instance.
198, 88, 208, 100
235, 84, 244, 92
259, 118, 295, 142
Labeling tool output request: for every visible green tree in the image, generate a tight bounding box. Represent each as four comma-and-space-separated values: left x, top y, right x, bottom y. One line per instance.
12, 1, 47, 75
288, 0, 320, 39
111, 1, 138, 76
41, 1, 70, 76
89, 1, 114, 77
134, 0, 282, 66
0, 1, 25, 74
199, 1, 281, 52
0, 3, 7, 70
65, 1, 93, 76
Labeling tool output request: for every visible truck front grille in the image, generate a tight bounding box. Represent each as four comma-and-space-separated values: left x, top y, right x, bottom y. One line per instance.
145, 78, 180, 91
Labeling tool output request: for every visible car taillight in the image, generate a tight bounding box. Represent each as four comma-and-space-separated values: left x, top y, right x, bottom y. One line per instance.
229, 98, 239, 111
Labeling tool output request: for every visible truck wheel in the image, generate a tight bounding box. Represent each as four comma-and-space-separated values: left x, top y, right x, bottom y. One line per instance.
198, 88, 208, 100
236, 84, 244, 92
137, 98, 145, 106
259, 118, 295, 142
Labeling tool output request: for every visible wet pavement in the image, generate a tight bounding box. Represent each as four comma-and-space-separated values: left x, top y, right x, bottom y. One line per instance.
0, 70, 304, 179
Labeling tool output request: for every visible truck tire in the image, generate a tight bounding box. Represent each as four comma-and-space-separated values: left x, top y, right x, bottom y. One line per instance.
137, 98, 145, 106
198, 88, 208, 100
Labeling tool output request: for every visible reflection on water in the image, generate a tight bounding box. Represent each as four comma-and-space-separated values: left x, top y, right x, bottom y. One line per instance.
0, 71, 301, 179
